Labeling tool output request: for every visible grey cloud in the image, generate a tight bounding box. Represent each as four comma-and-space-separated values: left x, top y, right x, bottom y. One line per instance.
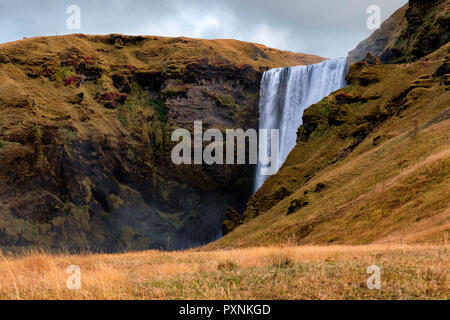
0, 0, 407, 58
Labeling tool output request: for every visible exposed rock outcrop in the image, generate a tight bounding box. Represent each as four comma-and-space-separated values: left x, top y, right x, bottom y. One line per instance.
221, 208, 243, 235
348, 0, 449, 64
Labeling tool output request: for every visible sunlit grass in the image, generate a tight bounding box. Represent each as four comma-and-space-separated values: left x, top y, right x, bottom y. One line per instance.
0, 245, 448, 300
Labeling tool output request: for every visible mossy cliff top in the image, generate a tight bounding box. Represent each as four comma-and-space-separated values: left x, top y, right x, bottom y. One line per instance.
0, 34, 323, 74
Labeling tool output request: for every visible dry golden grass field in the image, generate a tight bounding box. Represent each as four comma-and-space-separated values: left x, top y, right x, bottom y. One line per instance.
0, 244, 448, 300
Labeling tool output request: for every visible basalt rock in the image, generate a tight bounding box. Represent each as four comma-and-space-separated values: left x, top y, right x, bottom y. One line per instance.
286, 198, 309, 215
348, 0, 449, 64
362, 52, 381, 66
221, 207, 243, 236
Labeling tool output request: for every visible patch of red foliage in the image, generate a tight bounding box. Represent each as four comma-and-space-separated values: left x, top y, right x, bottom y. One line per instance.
237, 64, 251, 71
84, 56, 95, 65
68, 60, 79, 67
336, 92, 351, 98
43, 67, 53, 76
63, 55, 98, 72
418, 61, 431, 67
96, 91, 127, 109
64, 75, 79, 86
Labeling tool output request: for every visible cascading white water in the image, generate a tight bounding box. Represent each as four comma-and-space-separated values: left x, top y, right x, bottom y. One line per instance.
254, 57, 348, 192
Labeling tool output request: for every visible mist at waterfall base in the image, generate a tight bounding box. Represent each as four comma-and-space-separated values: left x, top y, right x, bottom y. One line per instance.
254, 58, 348, 192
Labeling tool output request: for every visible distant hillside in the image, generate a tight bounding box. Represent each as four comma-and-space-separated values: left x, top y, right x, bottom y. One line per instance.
0, 34, 322, 72
0, 34, 323, 252
213, 1, 450, 248
348, 0, 449, 64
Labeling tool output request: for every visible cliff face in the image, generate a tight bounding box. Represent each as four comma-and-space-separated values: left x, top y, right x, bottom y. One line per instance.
348, 0, 449, 64
213, 1, 450, 248
0, 34, 323, 251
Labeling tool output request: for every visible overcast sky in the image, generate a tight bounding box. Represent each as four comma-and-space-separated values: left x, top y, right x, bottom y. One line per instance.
0, 0, 407, 58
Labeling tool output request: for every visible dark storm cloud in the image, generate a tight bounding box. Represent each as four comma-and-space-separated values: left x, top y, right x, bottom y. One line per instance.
0, 0, 407, 58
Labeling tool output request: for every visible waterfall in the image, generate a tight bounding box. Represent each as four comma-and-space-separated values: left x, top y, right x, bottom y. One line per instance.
254, 57, 347, 192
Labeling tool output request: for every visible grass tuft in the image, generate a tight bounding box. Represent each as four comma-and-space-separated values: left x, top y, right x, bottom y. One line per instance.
217, 260, 239, 272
